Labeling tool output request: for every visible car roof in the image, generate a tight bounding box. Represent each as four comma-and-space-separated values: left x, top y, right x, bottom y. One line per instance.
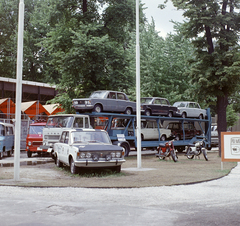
47, 114, 87, 118
0, 122, 14, 127
61, 128, 105, 133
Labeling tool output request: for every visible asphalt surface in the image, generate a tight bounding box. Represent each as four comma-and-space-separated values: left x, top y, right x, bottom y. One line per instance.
0, 150, 240, 225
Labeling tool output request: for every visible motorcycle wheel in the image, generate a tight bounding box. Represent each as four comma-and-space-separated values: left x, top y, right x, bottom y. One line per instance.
187, 155, 194, 159
159, 156, 166, 160
170, 150, 178, 162
203, 149, 208, 161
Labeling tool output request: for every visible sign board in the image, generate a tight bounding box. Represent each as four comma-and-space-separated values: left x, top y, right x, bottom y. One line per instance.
117, 134, 126, 141
221, 132, 240, 162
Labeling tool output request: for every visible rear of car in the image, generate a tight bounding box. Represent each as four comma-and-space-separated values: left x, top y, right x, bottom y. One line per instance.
0, 122, 14, 159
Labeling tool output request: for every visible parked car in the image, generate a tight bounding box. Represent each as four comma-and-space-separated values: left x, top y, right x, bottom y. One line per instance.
211, 124, 218, 147
141, 97, 180, 117
26, 120, 47, 158
128, 120, 171, 141
166, 122, 202, 140
173, 101, 206, 119
54, 128, 125, 174
72, 90, 136, 115
0, 122, 14, 159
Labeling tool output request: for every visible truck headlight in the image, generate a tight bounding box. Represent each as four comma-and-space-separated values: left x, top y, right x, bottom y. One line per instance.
28, 141, 32, 146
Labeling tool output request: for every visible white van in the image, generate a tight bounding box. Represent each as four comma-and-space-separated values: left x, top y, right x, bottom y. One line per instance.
0, 122, 14, 159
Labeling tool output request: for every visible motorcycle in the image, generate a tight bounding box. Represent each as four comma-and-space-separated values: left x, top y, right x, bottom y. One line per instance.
157, 140, 178, 162
184, 140, 208, 161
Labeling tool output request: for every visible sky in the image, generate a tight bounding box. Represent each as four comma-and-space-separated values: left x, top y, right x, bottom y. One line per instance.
141, 0, 184, 37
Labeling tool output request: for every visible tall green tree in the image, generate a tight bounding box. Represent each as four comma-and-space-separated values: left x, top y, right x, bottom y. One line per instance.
169, 0, 240, 155
41, 0, 139, 112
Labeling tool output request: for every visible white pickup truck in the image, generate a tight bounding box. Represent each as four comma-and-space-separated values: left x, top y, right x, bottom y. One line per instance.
39, 114, 91, 157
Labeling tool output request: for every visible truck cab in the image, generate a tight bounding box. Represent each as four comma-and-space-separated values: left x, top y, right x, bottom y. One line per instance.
40, 114, 91, 157
26, 120, 47, 158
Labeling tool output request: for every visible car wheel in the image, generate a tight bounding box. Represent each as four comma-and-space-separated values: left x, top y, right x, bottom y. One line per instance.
199, 114, 203, 119
112, 165, 121, 173
160, 135, 166, 141
121, 142, 130, 157
0, 151, 3, 160
70, 158, 78, 174
125, 108, 132, 115
56, 155, 63, 167
175, 134, 181, 140
93, 104, 102, 113
181, 112, 186, 118
27, 151, 32, 158
168, 112, 173, 117
145, 109, 151, 116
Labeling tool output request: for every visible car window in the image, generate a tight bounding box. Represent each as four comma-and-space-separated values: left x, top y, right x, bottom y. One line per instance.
154, 99, 161, 104
90, 91, 106, 98
60, 132, 67, 143
0, 125, 5, 136
141, 98, 152, 104
108, 92, 116, 99
161, 99, 168, 105
195, 103, 200, 108
189, 103, 195, 108
73, 118, 83, 128
117, 93, 126, 100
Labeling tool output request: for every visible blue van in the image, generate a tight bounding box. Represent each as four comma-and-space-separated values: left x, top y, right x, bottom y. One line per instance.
0, 122, 14, 159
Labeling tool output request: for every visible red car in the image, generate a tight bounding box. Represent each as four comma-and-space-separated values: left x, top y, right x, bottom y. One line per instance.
26, 120, 47, 158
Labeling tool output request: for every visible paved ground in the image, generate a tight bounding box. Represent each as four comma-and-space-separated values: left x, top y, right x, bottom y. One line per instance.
0, 161, 239, 226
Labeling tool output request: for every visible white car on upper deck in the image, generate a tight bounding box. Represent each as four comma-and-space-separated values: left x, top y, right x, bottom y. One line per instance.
173, 101, 207, 119
54, 128, 125, 174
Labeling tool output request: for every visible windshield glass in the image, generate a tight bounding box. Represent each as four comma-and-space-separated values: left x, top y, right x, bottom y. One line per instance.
72, 131, 111, 144
46, 116, 73, 128
29, 125, 45, 135
173, 102, 186, 107
141, 98, 153, 104
90, 91, 106, 98
0, 124, 5, 136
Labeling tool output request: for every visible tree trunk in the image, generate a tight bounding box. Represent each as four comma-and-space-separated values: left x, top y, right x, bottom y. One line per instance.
217, 94, 228, 156
83, 0, 87, 13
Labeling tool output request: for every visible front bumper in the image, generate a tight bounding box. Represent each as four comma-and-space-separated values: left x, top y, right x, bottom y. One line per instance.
74, 159, 125, 168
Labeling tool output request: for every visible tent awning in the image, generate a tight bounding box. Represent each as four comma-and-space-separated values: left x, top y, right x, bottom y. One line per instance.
43, 104, 64, 115
21, 101, 49, 118
0, 98, 15, 116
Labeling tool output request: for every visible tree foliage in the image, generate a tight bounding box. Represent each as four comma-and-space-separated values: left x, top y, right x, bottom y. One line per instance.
170, 0, 240, 155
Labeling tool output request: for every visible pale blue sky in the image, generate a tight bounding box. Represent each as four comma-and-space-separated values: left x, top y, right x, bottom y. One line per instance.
141, 0, 184, 37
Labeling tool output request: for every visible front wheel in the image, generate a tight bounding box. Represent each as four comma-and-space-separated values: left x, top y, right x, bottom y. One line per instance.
121, 142, 130, 157
170, 150, 178, 162
145, 109, 151, 116
93, 104, 102, 113
70, 158, 78, 174
27, 151, 32, 158
202, 149, 208, 161
56, 155, 63, 167
125, 108, 132, 115
187, 154, 194, 159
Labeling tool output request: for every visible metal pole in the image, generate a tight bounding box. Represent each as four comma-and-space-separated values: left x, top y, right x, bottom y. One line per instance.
136, 0, 141, 168
14, 0, 24, 181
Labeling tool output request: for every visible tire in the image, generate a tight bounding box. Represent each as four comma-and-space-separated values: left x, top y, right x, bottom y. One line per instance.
160, 135, 166, 141
56, 155, 63, 167
0, 151, 3, 160
175, 134, 181, 140
70, 158, 78, 174
168, 112, 173, 117
112, 165, 121, 173
203, 149, 208, 161
27, 151, 32, 158
121, 142, 130, 157
170, 150, 178, 162
145, 109, 151, 116
125, 108, 132, 115
7, 150, 11, 157
93, 104, 102, 113
181, 112, 186, 118
199, 114, 203, 119
187, 155, 194, 159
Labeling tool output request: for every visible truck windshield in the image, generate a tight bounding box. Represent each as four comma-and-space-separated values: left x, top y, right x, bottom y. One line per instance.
29, 125, 45, 135
0, 124, 5, 136
46, 116, 73, 128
